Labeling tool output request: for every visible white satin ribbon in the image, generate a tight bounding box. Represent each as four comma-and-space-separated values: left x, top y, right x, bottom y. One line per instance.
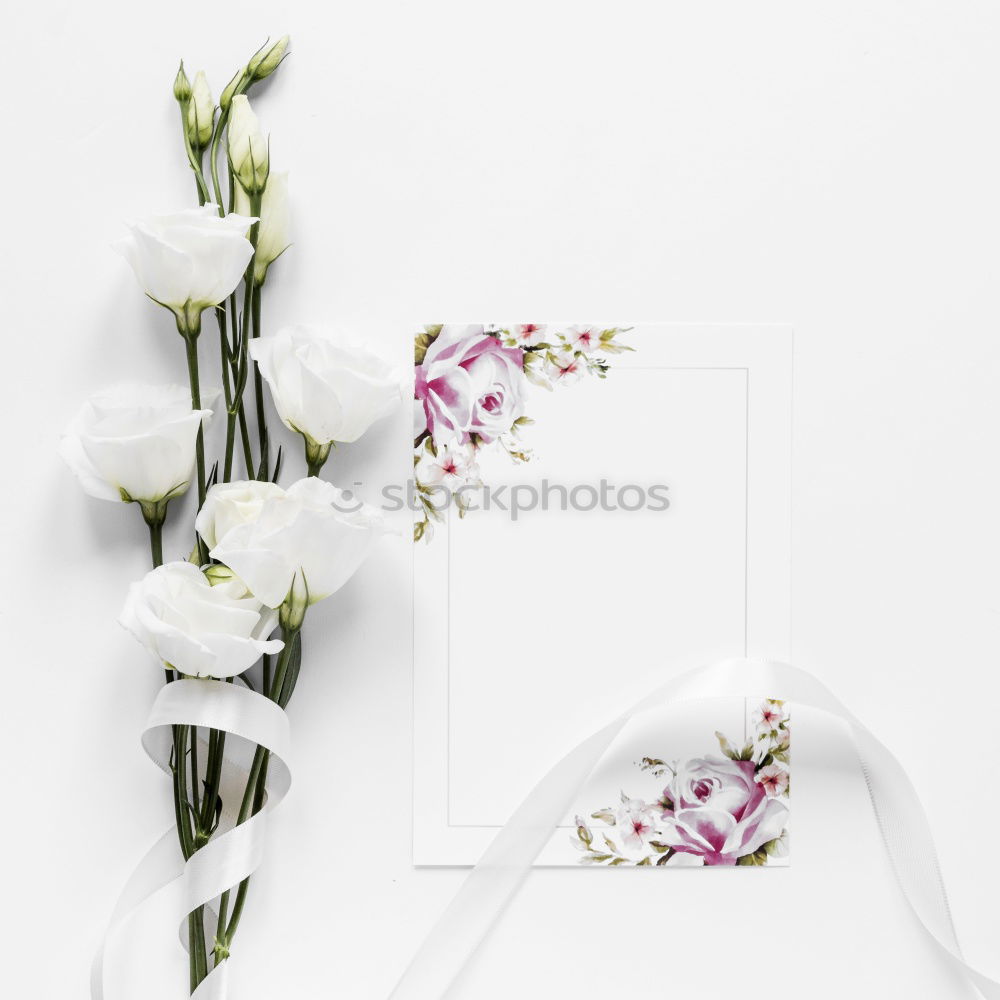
92, 679, 292, 1000
390, 658, 999, 1000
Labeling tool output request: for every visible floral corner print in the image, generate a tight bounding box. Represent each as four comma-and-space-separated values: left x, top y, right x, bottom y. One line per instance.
411, 323, 632, 541
573, 699, 791, 867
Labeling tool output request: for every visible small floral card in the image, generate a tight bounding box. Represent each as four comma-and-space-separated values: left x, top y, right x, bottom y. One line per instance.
412, 325, 792, 865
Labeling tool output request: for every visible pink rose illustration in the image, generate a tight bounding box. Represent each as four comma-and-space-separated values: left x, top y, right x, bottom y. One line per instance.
415, 325, 525, 447
659, 756, 789, 866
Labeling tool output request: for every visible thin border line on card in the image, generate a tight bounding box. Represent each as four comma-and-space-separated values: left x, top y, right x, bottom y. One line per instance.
445, 365, 751, 829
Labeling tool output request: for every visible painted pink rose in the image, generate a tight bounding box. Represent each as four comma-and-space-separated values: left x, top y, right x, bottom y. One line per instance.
415, 325, 525, 446
658, 756, 789, 866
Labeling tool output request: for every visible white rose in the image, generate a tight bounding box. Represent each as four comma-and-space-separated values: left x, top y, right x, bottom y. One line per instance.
193, 479, 284, 549
114, 205, 256, 335
249, 325, 403, 474
120, 561, 283, 678
235, 170, 291, 285
228, 94, 269, 195
59, 383, 214, 510
196, 477, 386, 618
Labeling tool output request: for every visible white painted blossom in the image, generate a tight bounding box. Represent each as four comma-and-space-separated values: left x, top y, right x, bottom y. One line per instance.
545, 348, 586, 385
415, 441, 481, 492
755, 764, 790, 798
510, 323, 547, 347
616, 798, 657, 850
562, 325, 601, 353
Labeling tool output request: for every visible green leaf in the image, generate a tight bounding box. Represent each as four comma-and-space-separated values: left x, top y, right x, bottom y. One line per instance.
414, 326, 443, 365
715, 731, 737, 760
762, 837, 784, 857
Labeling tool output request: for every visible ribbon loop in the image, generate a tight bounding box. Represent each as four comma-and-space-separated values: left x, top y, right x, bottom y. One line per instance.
92, 679, 292, 1000
390, 658, 1000, 999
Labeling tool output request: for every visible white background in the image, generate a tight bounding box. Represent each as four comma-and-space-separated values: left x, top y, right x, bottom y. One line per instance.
3, 2, 999, 997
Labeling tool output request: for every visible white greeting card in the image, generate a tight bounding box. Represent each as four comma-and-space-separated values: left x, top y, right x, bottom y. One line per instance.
413, 325, 792, 865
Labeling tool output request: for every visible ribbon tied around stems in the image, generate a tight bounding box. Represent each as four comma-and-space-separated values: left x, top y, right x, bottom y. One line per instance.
389, 659, 1000, 1000
92, 679, 292, 1000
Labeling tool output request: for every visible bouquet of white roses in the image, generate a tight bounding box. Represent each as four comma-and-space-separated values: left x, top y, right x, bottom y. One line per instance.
62, 38, 403, 998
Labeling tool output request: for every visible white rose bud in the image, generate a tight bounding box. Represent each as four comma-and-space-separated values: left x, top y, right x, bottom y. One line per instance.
186, 70, 215, 149
248, 325, 404, 475
220, 66, 244, 113
196, 477, 386, 615
247, 35, 290, 81
203, 564, 250, 596
173, 62, 192, 102
228, 94, 269, 196
235, 170, 291, 285
59, 383, 214, 523
113, 205, 256, 336
120, 562, 283, 678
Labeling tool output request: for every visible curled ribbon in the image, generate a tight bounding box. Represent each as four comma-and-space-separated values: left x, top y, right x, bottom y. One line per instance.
92, 679, 292, 1000
390, 658, 1000, 999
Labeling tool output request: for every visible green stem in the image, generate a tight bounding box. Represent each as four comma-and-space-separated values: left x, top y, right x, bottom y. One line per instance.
303, 437, 332, 478
218, 627, 299, 950
228, 288, 256, 478
175, 725, 195, 857
207, 72, 251, 217
178, 101, 210, 204
182, 333, 207, 510
237, 409, 254, 479
208, 112, 229, 215
188, 911, 208, 991
217, 308, 238, 483
144, 517, 193, 874
177, 92, 229, 996
228, 198, 262, 478
148, 520, 163, 566
251, 284, 267, 477
190, 725, 201, 821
